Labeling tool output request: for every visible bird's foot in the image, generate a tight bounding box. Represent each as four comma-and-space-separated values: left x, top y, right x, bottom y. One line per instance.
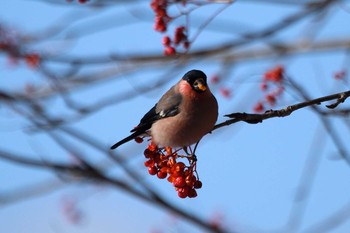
180, 146, 197, 164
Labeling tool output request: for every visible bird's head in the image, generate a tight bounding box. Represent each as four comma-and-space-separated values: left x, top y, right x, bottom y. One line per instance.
182, 70, 208, 93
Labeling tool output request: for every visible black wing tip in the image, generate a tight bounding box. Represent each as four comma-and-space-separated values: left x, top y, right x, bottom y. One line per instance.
110, 137, 129, 150
110, 131, 144, 150
110, 141, 123, 150
110, 143, 119, 150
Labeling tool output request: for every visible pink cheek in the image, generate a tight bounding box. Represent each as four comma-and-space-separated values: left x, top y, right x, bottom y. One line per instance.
179, 82, 193, 96
179, 81, 208, 100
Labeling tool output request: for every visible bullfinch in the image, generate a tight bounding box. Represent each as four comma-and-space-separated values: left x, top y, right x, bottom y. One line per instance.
110, 69, 218, 149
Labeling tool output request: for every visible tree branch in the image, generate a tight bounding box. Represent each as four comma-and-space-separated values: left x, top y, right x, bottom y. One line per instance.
214, 89, 350, 130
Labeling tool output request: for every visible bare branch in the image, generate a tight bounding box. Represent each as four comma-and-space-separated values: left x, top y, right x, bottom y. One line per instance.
215, 89, 350, 129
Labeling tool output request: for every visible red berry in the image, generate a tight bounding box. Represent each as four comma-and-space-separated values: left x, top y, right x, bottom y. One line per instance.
162, 36, 171, 46
144, 149, 151, 158
175, 162, 185, 171
148, 166, 158, 175
183, 41, 190, 49
253, 102, 264, 113
188, 189, 197, 198
154, 16, 167, 32
173, 176, 186, 188
148, 143, 158, 152
134, 137, 143, 144
157, 171, 167, 179
185, 175, 195, 186
144, 159, 154, 167
177, 186, 189, 198
164, 46, 176, 56
178, 191, 187, 198
167, 175, 175, 183
194, 180, 202, 189
167, 157, 176, 167
265, 94, 276, 106
174, 26, 186, 45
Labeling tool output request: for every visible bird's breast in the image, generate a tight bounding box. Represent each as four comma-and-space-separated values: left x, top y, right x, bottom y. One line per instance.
150, 92, 218, 148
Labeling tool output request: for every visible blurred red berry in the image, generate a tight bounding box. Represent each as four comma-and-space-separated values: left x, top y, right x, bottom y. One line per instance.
219, 87, 232, 99
254, 102, 264, 113
24, 53, 40, 69
151, 0, 170, 33
162, 36, 171, 46
154, 16, 167, 32
264, 65, 284, 83
183, 40, 190, 50
334, 70, 347, 80
260, 82, 268, 91
174, 26, 186, 45
164, 46, 176, 56
210, 75, 220, 84
265, 94, 276, 106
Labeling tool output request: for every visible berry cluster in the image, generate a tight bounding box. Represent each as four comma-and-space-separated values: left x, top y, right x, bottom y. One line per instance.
162, 26, 189, 56
151, 0, 171, 33
150, 0, 190, 56
254, 65, 285, 112
143, 142, 202, 198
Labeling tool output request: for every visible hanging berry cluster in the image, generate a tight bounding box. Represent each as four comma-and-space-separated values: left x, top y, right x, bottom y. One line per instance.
150, 0, 190, 56
143, 142, 202, 198
254, 65, 285, 112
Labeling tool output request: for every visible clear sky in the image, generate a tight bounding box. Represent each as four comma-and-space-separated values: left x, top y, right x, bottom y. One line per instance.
1, 1, 350, 233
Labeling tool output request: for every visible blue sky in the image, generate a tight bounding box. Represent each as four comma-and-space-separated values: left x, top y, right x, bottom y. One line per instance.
1, 1, 350, 233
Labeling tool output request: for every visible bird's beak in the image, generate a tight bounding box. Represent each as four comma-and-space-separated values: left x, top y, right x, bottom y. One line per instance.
195, 79, 207, 92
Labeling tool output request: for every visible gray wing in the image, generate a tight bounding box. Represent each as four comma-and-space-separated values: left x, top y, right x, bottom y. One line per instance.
131, 86, 183, 133
110, 86, 183, 149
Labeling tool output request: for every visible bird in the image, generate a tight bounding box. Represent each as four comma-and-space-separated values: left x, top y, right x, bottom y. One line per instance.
110, 69, 218, 150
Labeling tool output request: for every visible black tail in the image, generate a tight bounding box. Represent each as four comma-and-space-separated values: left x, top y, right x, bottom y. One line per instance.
110, 131, 144, 150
